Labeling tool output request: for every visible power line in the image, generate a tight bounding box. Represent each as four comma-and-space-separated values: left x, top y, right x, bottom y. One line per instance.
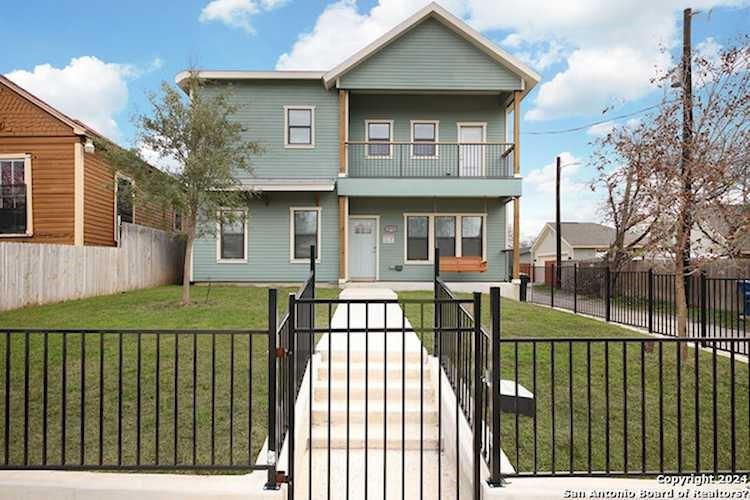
523, 101, 665, 136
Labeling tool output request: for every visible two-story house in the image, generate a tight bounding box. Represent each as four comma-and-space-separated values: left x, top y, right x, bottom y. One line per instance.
182, 3, 539, 284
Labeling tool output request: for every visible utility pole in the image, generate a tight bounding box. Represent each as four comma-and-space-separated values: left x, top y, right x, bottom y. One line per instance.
555, 155, 562, 289
681, 7, 694, 304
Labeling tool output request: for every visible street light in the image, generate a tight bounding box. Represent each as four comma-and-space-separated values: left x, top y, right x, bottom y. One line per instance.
555, 156, 581, 289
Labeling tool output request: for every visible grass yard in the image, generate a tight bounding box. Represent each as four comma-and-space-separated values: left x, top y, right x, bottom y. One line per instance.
400, 292, 750, 476
0, 285, 339, 470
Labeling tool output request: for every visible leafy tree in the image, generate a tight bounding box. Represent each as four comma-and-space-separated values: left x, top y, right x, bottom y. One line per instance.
99, 71, 260, 304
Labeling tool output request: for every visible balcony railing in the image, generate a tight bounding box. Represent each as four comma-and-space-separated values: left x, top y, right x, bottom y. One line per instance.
346, 142, 514, 178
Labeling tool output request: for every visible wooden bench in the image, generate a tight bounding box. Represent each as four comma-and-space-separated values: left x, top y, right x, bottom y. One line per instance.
439, 256, 487, 273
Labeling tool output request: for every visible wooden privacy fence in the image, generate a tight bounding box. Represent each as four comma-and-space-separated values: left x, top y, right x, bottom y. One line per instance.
0, 223, 185, 312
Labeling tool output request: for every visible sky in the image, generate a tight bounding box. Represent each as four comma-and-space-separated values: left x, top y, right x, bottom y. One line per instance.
2, 0, 749, 241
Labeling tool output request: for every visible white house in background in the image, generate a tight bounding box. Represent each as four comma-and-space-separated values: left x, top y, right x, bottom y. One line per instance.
530, 222, 631, 265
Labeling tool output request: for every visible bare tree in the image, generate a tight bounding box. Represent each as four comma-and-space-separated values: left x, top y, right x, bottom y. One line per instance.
592, 38, 750, 356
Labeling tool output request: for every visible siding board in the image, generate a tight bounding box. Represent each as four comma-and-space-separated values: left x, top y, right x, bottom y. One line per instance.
340, 18, 523, 91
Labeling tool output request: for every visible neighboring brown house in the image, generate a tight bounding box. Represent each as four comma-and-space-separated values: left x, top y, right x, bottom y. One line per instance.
0, 75, 174, 246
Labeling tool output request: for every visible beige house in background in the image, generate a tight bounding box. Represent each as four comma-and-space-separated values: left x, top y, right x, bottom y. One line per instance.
530, 222, 631, 265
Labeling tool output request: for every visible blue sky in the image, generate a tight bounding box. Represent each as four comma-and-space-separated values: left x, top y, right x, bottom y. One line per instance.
2, 0, 749, 240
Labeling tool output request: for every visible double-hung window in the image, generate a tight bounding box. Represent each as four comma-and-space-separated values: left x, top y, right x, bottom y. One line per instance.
411, 120, 438, 158
366, 120, 393, 158
406, 215, 430, 262
218, 209, 247, 262
285, 106, 314, 147
116, 176, 134, 224
0, 156, 30, 236
435, 216, 456, 257
461, 216, 483, 257
291, 207, 320, 262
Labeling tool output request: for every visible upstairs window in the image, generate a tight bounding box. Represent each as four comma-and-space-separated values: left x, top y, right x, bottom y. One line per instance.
366, 120, 393, 158
291, 207, 320, 262
219, 210, 247, 261
411, 121, 438, 158
285, 106, 315, 148
0, 157, 30, 236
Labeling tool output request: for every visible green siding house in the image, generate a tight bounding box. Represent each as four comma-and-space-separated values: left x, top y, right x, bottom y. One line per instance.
182, 2, 540, 284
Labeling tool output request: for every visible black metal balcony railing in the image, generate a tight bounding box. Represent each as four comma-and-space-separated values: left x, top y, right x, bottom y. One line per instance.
346, 142, 514, 178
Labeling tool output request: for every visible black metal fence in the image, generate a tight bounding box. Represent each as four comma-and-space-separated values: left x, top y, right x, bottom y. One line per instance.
346, 142, 514, 178
495, 336, 750, 477
0, 328, 268, 471
527, 264, 749, 355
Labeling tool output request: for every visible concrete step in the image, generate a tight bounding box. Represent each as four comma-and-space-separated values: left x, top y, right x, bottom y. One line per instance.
320, 348, 427, 364
313, 381, 435, 403
311, 402, 438, 425
317, 362, 426, 382
310, 423, 440, 450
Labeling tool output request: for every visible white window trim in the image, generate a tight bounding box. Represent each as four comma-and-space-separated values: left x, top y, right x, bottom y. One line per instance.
283, 105, 316, 149
289, 206, 322, 264
456, 122, 488, 176
410, 120, 439, 159
0, 154, 33, 238
364, 119, 394, 159
403, 213, 434, 264
216, 209, 249, 263
403, 212, 487, 264
114, 172, 135, 244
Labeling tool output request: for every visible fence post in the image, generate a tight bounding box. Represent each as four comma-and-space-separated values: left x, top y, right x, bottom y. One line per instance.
287, 293, 296, 491
605, 267, 611, 322
265, 289, 278, 490
648, 269, 654, 334
310, 244, 316, 290
434, 247, 441, 355
489, 287, 503, 487
573, 263, 578, 314
700, 270, 707, 341
551, 266, 555, 309
472, 292, 483, 500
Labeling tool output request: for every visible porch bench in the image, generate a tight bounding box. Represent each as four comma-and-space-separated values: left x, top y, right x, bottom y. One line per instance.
439, 256, 488, 273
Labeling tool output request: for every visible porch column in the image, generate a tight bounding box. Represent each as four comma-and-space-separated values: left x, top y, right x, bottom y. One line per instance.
512, 90, 521, 280
339, 195, 348, 283
338, 89, 349, 175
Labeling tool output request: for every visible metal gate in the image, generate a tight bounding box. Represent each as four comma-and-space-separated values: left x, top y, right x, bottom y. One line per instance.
272, 250, 497, 500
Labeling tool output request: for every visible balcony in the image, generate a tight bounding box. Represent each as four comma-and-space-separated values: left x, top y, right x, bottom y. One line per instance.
347, 142, 514, 178
338, 143, 522, 198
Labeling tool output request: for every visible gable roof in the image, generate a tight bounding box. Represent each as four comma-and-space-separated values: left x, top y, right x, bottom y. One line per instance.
531, 222, 642, 255
322, 3, 540, 94
0, 74, 94, 137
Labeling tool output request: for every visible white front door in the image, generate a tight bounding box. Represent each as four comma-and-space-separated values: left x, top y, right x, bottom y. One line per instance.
348, 217, 377, 280
458, 125, 485, 177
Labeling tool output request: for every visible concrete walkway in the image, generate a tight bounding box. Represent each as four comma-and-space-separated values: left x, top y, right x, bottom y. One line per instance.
309, 287, 457, 499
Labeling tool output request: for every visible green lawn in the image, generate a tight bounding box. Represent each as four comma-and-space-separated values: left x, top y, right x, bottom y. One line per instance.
0, 285, 339, 470
0, 286, 747, 476
400, 292, 750, 476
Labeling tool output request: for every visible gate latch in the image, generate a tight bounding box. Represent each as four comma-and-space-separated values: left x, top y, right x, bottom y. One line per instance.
276, 471, 289, 484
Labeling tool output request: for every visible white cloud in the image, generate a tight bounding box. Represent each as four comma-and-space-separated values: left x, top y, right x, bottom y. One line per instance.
5, 56, 136, 140
199, 0, 286, 33
521, 152, 602, 239
138, 140, 182, 173
587, 121, 616, 137
276, 0, 468, 70
277, 0, 749, 118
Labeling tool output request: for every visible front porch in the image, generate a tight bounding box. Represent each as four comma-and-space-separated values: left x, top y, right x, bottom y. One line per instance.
337, 196, 512, 283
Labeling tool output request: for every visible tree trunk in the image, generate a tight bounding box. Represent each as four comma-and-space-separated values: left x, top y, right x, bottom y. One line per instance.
673, 246, 689, 360
182, 230, 194, 306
